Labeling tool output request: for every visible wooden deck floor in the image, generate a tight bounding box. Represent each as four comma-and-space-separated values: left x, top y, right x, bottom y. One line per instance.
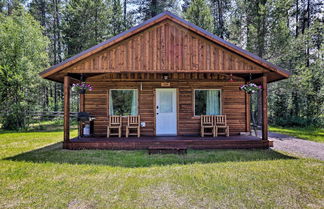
64, 135, 273, 150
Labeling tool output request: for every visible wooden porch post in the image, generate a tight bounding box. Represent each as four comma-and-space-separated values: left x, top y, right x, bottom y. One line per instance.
64, 75, 71, 142
262, 74, 268, 140
78, 93, 85, 136
245, 82, 251, 132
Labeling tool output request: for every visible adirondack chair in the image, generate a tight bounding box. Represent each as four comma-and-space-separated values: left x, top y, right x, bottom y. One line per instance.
214, 115, 229, 137
107, 116, 122, 138
126, 115, 141, 138
201, 115, 215, 137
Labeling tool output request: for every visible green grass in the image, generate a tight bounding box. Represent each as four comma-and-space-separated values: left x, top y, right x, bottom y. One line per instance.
270, 126, 324, 143
0, 129, 323, 208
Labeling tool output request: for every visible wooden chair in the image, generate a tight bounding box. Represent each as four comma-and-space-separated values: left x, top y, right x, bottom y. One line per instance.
201, 115, 215, 137
107, 116, 122, 138
214, 115, 229, 137
126, 115, 141, 138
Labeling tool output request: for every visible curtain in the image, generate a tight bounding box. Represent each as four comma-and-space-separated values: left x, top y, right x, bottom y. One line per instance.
131, 90, 138, 115
109, 92, 114, 115
206, 90, 220, 115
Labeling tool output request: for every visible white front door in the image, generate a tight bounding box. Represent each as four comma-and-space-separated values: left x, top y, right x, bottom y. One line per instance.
156, 88, 177, 136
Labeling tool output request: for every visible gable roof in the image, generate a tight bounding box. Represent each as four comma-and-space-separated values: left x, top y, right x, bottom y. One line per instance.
40, 11, 290, 82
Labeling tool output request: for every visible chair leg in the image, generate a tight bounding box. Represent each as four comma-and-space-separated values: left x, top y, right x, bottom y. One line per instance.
118, 127, 121, 138
137, 127, 140, 138
226, 127, 229, 137
215, 127, 218, 137
107, 127, 110, 138
213, 127, 216, 137
126, 127, 128, 138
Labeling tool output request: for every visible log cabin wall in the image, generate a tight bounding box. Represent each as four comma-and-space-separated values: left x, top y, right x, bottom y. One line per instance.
84, 75, 248, 137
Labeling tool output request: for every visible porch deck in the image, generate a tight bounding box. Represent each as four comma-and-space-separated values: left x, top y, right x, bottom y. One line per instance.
64, 135, 273, 150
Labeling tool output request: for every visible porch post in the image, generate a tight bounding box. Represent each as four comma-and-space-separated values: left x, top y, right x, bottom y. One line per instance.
64, 75, 71, 142
79, 93, 85, 136
245, 82, 251, 132
262, 74, 268, 140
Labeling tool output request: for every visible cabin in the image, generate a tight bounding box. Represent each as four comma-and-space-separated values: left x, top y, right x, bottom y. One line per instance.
40, 12, 290, 150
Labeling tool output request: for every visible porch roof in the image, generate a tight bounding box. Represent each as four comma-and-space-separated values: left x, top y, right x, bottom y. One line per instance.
40, 11, 290, 83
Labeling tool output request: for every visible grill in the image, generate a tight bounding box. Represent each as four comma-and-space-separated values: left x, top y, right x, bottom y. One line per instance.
77, 112, 95, 137
77, 112, 95, 122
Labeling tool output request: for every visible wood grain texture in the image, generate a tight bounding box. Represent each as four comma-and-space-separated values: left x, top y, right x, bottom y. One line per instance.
64, 76, 70, 142
82, 76, 247, 137
262, 74, 268, 140
66, 21, 267, 74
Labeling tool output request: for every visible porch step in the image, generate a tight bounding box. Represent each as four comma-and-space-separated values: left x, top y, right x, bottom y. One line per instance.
148, 146, 187, 155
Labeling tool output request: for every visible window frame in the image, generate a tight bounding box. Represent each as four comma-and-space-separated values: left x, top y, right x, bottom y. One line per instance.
108, 89, 139, 116
193, 89, 222, 117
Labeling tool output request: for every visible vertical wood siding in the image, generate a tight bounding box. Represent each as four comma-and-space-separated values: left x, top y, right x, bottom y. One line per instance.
66, 20, 266, 74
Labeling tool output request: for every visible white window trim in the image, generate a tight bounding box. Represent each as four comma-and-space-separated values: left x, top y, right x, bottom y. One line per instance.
109, 89, 139, 116
193, 89, 222, 117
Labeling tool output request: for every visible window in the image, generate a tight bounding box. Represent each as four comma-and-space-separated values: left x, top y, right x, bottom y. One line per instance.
109, 89, 138, 116
194, 89, 221, 116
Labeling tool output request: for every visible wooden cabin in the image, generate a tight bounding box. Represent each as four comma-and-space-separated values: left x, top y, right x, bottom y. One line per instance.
40, 12, 290, 150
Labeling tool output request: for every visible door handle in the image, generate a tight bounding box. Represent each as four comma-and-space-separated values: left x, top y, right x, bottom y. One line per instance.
156, 106, 159, 109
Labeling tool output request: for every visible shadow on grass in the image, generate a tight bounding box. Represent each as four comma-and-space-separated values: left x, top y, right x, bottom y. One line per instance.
5, 142, 297, 168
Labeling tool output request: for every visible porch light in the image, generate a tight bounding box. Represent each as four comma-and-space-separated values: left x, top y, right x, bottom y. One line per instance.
163, 74, 169, 80
229, 73, 234, 82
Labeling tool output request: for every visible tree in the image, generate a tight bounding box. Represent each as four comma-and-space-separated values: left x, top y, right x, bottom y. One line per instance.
0, 10, 49, 129
129, 0, 179, 22
111, 0, 124, 35
210, 0, 230, 38
183, 0, 214, 32
62, 0, 111, 57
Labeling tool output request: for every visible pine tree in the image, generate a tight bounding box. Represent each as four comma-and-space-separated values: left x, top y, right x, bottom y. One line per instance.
111, 0, 124, 35
183, 0, 214, 32
210, 0, 230, 38
129, 0, 179, 22
62, 0, 111, 57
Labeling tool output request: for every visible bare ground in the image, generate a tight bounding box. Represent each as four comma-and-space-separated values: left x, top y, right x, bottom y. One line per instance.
267, 132, 324, 161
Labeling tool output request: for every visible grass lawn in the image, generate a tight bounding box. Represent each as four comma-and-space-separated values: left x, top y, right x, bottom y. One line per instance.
270, 126, 324, 143
0, 129, 323, 208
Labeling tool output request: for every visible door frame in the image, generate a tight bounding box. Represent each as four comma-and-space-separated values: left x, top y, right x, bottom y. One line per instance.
154, 88, 178, 136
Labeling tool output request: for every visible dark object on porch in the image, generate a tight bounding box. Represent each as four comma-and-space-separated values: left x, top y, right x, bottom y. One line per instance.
148, 146, 187, 155
77, 112, 95, 137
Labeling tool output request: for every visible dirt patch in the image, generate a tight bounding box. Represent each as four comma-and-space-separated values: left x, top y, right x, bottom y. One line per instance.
268, 132, 324, 161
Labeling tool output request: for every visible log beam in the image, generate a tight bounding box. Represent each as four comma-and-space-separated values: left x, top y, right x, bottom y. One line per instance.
262, 74, 268, 140
64, 75, 71, 142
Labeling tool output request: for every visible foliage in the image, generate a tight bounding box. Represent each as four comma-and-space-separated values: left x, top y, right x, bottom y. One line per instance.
0, 10, 49, 130
71, 82, 93, 93
130, 0, 179, 22
0, 0, 322, 130
62, 0, 112, 58
183, 0, 214, 32
240, 83, 261, 94
270, 126, 324, 143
